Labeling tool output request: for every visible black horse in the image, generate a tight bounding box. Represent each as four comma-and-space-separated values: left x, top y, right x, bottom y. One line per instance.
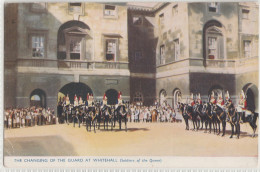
202, 103, 215, 133
194, 103, 206, 130
240, 109, 258, 137
101, 105, 113, 131
185, 104, 199, 131
115, 105, 128, 131
178, 103, 189, 130
85, 106, 96, 132
212, 104, 226, 136
226, 102, 240, 139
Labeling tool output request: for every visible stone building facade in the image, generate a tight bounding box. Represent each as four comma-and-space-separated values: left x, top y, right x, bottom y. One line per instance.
5, 2, 130, 109
128, 2, 258, 111
4, 2, 259, 112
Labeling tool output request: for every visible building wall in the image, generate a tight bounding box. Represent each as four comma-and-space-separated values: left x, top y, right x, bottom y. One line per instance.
188, 2, 239, 60
4, 3, 18, 108
16, 73, 130, 109
154, 3, 189, 65
17, 3, 128, 62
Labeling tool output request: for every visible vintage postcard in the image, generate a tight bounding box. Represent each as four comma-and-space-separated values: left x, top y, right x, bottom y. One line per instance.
3, 1, 259, 169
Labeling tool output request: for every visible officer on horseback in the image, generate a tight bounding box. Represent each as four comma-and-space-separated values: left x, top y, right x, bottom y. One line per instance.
216, 93, 224, 110
210, 92, 216, 105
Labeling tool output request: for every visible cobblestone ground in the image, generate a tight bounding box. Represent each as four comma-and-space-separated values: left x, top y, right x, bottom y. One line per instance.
4, 121, 258, 157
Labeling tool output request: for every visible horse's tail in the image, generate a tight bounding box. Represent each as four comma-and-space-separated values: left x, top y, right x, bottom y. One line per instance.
254, 112, 259, 118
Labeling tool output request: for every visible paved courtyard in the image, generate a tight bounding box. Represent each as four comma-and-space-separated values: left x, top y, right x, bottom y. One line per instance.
4, 121, 258, 157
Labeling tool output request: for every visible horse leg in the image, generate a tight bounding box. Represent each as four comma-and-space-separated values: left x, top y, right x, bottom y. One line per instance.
249, 122, 256, 137
125, 118, 127, 132
236, 123, 240, 139
222, 121, 226, 137
197, 119, 200, 130
200, 119, 204, 130
230, 124, 234, 138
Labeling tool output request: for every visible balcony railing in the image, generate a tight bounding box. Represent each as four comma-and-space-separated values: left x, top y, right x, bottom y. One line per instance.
16, 58, 129, 70
157, 57, 258, 69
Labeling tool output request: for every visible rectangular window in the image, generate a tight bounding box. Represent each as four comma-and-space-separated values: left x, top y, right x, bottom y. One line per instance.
68, 3, 84, 15
69, 37, 81, 60
172, 5, 178, 16
208, 2, 218, 12
32, 35, 45, 58
160, 45, 165, 64
30, 3, 47, 13
174, 39, 180, 60
208, 37, 217, 59
106, 39, 117, 61
242, 9, 249, 19
133, 16, 142, 25
104, 5, 116, 17
244, 40, 251, 58
159, 13, 164, 25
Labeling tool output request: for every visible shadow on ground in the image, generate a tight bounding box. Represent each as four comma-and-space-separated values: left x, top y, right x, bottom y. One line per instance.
4, 135, 77, 156
85, 127, 149, 132
186, 128, 257, 139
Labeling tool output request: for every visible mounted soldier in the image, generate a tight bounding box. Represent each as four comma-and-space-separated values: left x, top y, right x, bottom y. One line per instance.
209, 92, 216, 105
216, 93, 224, 110
225, 91, 232, 107
103, 93, 107, 106
189, 93, 195, 107
118, 91, 122, 105
74, 94, 78, 107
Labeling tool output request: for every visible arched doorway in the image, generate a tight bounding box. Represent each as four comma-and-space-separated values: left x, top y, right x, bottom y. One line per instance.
58, 82, 93, 104
208, 85, 223, 101
172, 88, 181, 109
243, 83, 258, 112
30, 89, 46, 108
159, 89, 167, 106
105, 89, 118, 105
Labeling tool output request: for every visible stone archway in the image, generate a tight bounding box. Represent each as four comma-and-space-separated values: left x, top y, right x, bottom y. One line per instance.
105, 89, 118, 105
172, 88, 181, 109
243, 83, 258, 112
30, 89, 46, 108
58, 82, 93, 104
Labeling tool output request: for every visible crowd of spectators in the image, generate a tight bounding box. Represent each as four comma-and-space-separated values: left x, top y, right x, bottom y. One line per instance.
4, 106, 56, 129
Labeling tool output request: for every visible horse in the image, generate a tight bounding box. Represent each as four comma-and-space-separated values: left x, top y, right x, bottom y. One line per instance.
115, 105, 127, 131
185, 104, 199, 131
194, 103, 206, 130
226, 102, 240, 139
202, 103, 215, 133
240, 109, 258, 138
85, 106, 96, 131
101, 105, 113, 131
72, 106, 81, 128
212, 104, 226, 136
178, 103, 189, 130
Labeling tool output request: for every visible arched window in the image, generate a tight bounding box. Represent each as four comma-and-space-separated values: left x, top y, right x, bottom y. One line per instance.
159, 89, 167, 106
57, 21, 92, 60
30, 89, 46, 108
203, 20, 225, 63
133, 92, 143, 105
173, 89, 182, 109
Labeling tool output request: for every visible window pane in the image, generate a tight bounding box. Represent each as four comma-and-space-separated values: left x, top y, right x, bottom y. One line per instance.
104, 5, 116, 16
32, 35, 44, 57
106, 39, 117, 61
